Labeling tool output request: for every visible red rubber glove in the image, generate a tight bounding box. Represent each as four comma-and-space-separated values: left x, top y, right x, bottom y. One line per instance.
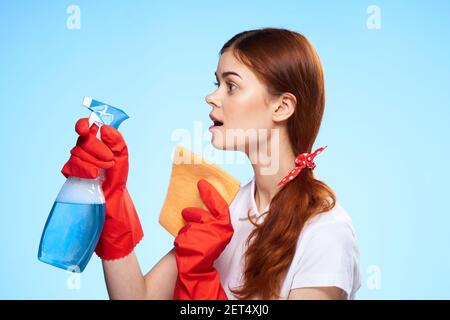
61, 118, 144, 261
173, 179, 234, 300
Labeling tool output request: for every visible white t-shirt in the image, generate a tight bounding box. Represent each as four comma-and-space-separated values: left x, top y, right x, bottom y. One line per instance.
214, 176, 361, 300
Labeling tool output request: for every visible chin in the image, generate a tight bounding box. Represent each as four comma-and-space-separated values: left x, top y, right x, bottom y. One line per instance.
210, 126, 250, 151
211, 137, 247, 152
210, 134, 235, 151
211, 137, 229, 150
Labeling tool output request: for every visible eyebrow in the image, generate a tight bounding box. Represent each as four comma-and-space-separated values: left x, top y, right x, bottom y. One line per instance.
214, 71, 242, 79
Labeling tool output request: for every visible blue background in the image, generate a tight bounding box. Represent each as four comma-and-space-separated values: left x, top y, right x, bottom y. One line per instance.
1, 0, 449, 299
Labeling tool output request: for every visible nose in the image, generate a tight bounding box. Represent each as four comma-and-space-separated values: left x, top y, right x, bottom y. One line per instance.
205, 92, 220, 109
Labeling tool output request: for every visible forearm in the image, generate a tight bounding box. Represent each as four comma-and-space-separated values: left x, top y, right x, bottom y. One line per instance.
101, 251, 147, 300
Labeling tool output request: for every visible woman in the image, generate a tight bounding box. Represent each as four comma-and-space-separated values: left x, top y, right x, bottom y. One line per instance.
61, 27, 361, 300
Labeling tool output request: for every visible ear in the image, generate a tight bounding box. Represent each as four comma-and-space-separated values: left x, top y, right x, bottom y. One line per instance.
271, 92, 297, 123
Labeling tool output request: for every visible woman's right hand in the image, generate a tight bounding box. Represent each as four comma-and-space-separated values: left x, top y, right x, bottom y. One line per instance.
61, 117, 144, 261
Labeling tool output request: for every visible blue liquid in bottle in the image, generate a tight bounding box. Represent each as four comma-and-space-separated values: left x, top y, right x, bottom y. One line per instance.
38, 175, 106, 272
38, 201, 105, 272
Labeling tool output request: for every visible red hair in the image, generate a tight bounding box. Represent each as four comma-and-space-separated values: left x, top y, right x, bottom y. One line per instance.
220, 28, 337, 299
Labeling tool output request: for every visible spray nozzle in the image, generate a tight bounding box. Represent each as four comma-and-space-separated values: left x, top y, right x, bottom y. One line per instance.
82, 96, 129, 130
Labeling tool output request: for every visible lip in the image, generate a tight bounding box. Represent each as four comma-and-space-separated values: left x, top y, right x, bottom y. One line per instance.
209, 113, 223, 123
208, 124, 223, 131
208, 125, 222, 130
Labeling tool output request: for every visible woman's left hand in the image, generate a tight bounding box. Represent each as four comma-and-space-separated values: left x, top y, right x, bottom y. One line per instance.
173, 179, 234, 300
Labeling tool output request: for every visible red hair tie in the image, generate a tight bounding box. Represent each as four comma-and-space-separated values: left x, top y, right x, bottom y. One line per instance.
278, 146, 327, 187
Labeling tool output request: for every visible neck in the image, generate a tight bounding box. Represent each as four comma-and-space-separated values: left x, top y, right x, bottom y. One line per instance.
246, 127, 296, 213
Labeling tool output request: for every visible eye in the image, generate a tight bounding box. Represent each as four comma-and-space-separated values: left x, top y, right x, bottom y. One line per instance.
213, 80, 237, 92
227, 82, 237, 92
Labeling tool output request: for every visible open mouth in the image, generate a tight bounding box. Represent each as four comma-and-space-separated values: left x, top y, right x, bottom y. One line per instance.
209, 114, 224, 127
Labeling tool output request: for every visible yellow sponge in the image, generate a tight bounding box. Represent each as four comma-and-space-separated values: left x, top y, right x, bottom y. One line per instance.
159, 145, 241, 237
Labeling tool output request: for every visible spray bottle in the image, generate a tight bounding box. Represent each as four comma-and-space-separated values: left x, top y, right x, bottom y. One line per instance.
38, 97, 129, 272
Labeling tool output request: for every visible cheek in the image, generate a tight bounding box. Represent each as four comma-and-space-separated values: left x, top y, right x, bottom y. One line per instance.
225, 94, 271, 130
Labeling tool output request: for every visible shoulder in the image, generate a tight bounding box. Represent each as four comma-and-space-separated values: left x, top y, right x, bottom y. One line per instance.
301, 201, 358, 246
294, 201, 361, 276
291, 202, 361, 299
